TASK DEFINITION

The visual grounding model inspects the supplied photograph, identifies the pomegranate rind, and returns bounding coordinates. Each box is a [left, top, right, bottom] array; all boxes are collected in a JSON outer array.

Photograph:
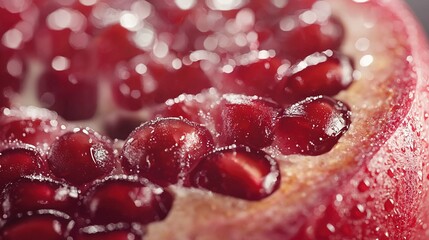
[[145, 0, 429, 239]]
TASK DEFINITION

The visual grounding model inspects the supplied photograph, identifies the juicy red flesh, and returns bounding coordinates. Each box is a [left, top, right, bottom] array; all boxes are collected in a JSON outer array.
[[0, 211, 72, 240], [38, 68, 98, 121], [47, 128, 115, 185], [82, 176, 173, 225], [276, 51, 354, 103], [121, 118, 215, 186], [273, 96, 351, 155], [0, 176, 79, 218], [0, 147, 46, 189], [211, 94, 281, 148], [190, 146, 281, 200]]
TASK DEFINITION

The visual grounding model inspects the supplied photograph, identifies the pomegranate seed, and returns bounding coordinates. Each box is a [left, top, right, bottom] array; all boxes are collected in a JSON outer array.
[[273, 96, 351, 155], [47, 128, 115, 185], [0, 176, 79, 218], [121, 117, 215, 186], [0, 211, 73, 240], [37, 67, 98, 121], [216, 54, 283, 97], [149, 62, 212, 103], [276, 51, 355, 103], [275, 15, 344, 60], [0, 48, 26, 105], [82, 175, 173, 225], [111, 63, 154, 111], [93, 24, 143, 70], [0, 146, 46, 189], [155, 91, 220, 124], [0, 118, 65, 151], [190, 146, 280, 201], [211, 94, 281, 148]]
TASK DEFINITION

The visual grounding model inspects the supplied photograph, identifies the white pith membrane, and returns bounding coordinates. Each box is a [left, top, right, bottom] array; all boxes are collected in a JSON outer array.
[[3, 0, 428, 239]]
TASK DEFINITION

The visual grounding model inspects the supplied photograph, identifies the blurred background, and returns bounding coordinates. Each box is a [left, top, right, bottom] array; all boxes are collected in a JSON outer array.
[[406, 0, 429, 36]]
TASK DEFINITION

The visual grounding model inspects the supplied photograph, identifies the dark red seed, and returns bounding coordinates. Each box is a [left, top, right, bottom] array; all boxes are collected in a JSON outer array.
[[149, 62, 212, 104], [190, 146, 280, 201], [93, 24, 143, 70], [215, 54, 284, 98], [47, 128, 115, 185], [275, 15, 344, 60], [211, 94, 281, 148], [38, 67, 98, 121], [155, 91, 220, 124], [111, 63, 154, 111], [0, 176, 79, 218], [273, 96, 351, 155], [0, 118, 66, 152], [276, 51, 354, 103], [0, 211, 73, 240], [82, 175, 173, 225], [121, 117, 215, 186], [0, 147, 46, 189]]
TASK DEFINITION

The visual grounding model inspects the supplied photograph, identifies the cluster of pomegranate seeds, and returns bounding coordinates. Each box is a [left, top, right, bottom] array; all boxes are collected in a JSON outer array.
[[0, 0, 356, 237]]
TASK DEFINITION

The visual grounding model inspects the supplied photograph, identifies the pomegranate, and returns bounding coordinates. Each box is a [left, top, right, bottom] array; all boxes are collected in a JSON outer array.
[[0, 0, 428, 239]]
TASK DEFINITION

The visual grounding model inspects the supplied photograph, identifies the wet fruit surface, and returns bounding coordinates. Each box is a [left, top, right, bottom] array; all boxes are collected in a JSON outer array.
[[0, 0, 428, 239]]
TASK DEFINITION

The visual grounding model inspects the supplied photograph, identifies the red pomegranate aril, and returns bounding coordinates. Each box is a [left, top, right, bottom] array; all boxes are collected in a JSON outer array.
[[149, 62, 212, 104], [274, 15, 344, 60], [47, 128, 115, 185], [273, 95, 351, 156], [156, 91, 220, 124], [0, 211, 73, 240], [190, 146, 280, 201], [111, 63, 154, 111], [82, 175, 173, 225], [121, 117, 215, 186], [0, 146, 46, 189], [276, 51, 354, 103], [0, 176, 79, 218], [93, 24, 143, 70], [211, 94, 281, 149], [0, 118, 65, 152], [38, 67, 98, 121], [215, 54, 284, 97]]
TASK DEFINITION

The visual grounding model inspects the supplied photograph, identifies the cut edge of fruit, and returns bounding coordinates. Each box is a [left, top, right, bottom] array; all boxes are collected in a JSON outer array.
[[144, 0, 429, 239]]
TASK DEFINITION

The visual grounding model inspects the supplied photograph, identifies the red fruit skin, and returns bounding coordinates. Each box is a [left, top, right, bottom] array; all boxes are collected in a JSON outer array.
[[145, 0, 429, 239]]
